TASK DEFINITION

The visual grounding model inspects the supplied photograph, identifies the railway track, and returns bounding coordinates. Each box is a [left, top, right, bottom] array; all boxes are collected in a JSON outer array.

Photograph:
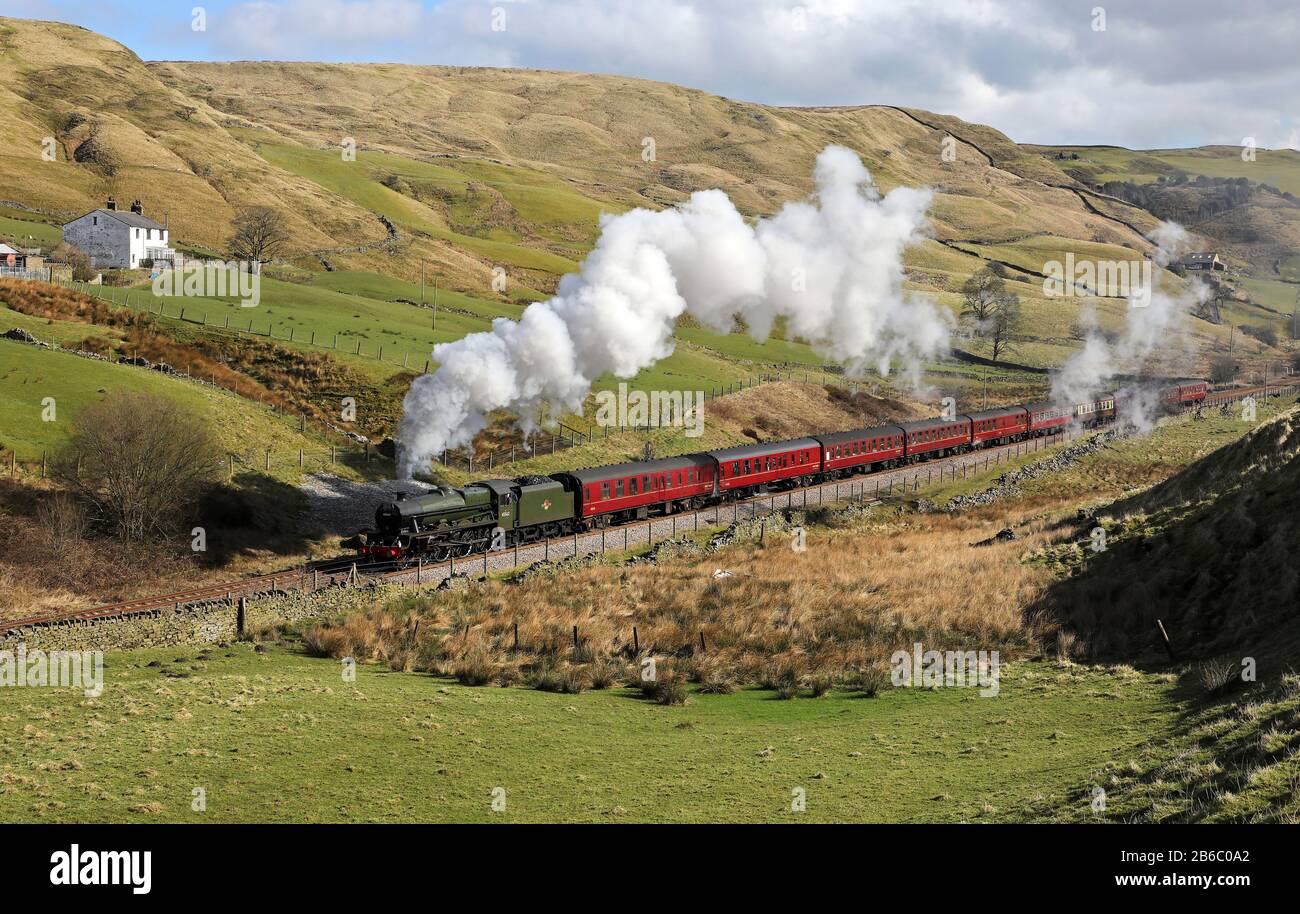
[[4, 381, 1293, 636]]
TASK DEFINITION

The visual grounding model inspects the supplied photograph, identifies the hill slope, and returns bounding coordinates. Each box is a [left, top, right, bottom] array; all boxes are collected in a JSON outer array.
[[1036, 399, 1300, 665], [0, 15, 1295, 396]]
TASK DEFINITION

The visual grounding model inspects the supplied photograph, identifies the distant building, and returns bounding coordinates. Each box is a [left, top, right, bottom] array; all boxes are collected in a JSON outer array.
[[62, 198, 176, 269], [0, 243, 50, 279], [1183, 252, 1226, 272]]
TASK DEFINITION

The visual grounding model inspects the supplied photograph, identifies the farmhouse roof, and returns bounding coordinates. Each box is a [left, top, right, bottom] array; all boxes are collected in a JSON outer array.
[[66, 209, 166, 231]]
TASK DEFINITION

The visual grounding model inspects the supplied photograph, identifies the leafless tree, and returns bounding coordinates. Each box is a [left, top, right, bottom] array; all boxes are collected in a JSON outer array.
[[961, 264, 1022, 360], [57, 391, 220, 542], [227, 206, 290, 265], [1210, 356, 1239, 384], [52, 242, 95, 282]]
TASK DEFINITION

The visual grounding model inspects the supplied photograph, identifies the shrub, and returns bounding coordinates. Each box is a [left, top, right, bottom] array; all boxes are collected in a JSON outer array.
[[635, 661, 688, 705], [853, 665, 891, 698], [1195, 658, 1237, 697], [529, 660, 590, 694], [688, 656, 736, 693], [761, 655, 807, 699], [807, 675, 834, 698], [57, 390, 220, 542], [300, 625, 350, 659], [1242, 324, 1278, 348], [451, 649, 495, 686], [586, 657, 622, 690], [1209, 355, 1238, 384], [649, 668, 688, 706]]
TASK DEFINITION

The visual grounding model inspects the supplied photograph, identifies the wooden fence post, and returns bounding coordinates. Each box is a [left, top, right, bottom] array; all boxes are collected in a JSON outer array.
[[1156, 619, 1178, 662]]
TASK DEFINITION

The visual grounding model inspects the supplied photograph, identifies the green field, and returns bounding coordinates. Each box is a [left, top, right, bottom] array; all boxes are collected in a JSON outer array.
[[248, 143, 601, 277], [63, 275, 848, 400], [0, 336, 333, 475], [0, 642, 1176, 823], [0, 210, 63, 247], [1042, 145, 1300, 196]]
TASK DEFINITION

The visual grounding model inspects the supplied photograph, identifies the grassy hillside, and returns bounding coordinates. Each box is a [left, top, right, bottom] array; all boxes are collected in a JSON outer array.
[[1034, 144, 1300, 284], [0, 336, 333, 469], [0, 640, 1177, 823], [1033, 399, 1300, 665], [1018, 399, 1300, 823], [1, 14, 1296, 482]]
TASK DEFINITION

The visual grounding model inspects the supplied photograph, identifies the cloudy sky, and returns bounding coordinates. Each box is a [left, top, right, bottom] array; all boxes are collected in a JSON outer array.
[[3, 0, 1297, 149]]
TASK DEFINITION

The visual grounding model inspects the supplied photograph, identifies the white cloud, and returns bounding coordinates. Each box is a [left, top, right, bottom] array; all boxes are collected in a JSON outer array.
[[25, 0, 1296, 148]]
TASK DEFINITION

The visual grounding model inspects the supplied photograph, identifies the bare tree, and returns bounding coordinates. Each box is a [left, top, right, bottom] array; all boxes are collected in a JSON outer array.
[[1210, 355, 1239, 384], [52, 242, 95, 282], [57, 391, 220, 542], [227, 206, 290, 265], [961, 264, 1022, 360], [986, 292, 1022, 361]]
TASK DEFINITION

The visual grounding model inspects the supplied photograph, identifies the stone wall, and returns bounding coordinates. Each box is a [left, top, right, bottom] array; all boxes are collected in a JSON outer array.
[[0, 582, 432, 653]]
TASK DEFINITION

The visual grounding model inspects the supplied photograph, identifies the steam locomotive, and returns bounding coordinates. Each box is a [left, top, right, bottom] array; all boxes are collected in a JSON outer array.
[[355, 379, 1207, 561]]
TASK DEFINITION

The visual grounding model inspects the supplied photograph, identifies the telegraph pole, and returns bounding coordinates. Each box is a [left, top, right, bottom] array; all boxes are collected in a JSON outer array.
[[420, 260, 425, 307], [1293, 284, 1299, 342], [432, 279, 438, 331]]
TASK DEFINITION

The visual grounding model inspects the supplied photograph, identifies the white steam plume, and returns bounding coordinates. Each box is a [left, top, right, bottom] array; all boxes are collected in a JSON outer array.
[[396, 145, 947, 477], [1052, 220, 1205, 429]]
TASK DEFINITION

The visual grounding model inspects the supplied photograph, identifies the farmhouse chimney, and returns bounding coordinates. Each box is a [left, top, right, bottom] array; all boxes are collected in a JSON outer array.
[[105, 197, 117, 211], [130, 199, 143, 215]]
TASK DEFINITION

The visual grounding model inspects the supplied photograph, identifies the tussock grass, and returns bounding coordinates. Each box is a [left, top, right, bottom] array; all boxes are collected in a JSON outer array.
[[306, 504, 1048, 694]]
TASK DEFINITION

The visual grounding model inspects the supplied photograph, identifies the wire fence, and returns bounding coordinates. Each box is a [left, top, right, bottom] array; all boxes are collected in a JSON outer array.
[[12, 278, 830, 475]]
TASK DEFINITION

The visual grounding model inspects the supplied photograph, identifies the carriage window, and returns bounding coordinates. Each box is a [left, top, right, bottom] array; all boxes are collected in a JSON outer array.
[[732, 461, 740, 475], [616, 480, 624, 496], [601, 482, 610, 498]]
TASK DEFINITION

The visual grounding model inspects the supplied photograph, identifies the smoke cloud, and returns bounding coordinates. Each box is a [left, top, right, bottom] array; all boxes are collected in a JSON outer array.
[[396, 145, 947, 477], [1051, 220, 1206, 428]]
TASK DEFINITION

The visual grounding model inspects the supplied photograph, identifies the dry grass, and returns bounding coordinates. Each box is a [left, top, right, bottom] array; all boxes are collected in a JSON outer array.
[[303, 504, 1058, 692], [0, 487, 197, 619]]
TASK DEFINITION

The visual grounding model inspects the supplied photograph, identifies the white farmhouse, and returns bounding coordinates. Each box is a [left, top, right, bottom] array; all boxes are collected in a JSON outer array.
[[62, 198, 176, 269]]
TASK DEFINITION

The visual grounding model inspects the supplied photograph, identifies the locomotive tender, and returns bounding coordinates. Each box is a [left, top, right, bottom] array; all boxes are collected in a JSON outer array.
[[356, 379, 1208, 561]]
